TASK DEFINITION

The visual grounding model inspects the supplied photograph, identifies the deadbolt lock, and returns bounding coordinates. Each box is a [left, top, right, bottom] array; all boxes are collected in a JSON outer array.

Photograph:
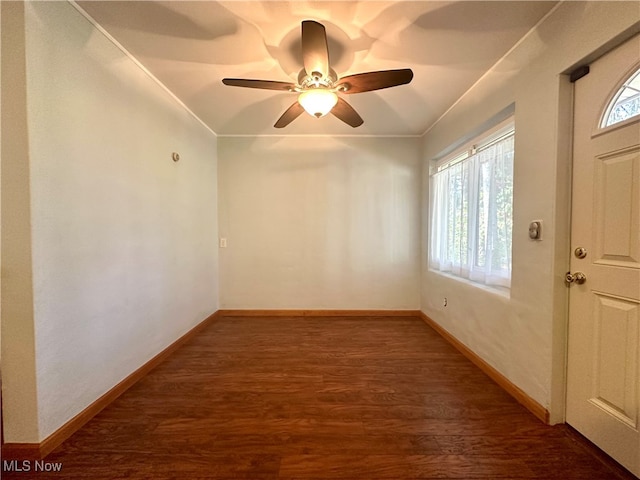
[[574, 247, 587, 259]]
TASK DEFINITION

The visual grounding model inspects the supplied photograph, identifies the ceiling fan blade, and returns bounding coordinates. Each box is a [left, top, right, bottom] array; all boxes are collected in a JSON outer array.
[[274, 102, 305, 128], [222, 78, 295, 91], [337, 69, 413, 94], [301, 20, 330, 79], [331, 97, 363, 128]]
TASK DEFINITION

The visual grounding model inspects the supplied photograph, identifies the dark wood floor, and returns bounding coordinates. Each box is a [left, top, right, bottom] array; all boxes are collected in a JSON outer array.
[[4, 315, 636, 479]]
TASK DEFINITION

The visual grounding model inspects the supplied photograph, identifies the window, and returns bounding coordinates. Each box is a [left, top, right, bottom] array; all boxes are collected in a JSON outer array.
[[602, 66, 640, 127], [430, 121, 514, 289]]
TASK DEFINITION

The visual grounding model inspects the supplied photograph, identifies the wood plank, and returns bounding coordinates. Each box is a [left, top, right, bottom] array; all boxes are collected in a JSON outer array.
[[2, 314, 635, 479], [278, 454, 536, 479]]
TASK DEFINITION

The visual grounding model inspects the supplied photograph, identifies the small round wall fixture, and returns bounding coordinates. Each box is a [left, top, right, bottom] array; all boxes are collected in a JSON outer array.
[[172, 152, 180, 162]]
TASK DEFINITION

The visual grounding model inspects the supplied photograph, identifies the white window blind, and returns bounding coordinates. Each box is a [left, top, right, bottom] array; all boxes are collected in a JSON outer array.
[[430, 127, 514, 288]]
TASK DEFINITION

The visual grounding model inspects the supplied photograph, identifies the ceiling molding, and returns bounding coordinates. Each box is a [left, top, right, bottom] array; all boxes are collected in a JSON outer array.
[[68, 0, 218, 138], [421, 1, 563, 138]]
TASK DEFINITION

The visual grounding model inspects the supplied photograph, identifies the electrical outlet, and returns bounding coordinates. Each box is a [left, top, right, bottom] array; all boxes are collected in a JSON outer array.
[[443, 297, 448, 307]]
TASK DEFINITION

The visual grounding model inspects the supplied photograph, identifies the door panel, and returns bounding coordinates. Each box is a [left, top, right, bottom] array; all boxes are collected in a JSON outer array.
[[566, 33, 640, 478], [591, 292, 638, 427], [594, 145, 640, 267]]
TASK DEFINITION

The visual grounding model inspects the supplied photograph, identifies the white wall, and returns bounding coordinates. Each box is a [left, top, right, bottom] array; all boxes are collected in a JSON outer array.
[[1, 1, 219, 442], [421, 2, 640, 422], [218, 136, 421, 310]]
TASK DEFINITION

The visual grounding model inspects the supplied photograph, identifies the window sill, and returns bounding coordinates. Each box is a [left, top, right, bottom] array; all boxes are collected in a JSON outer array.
[[428, 269, 511, 299]]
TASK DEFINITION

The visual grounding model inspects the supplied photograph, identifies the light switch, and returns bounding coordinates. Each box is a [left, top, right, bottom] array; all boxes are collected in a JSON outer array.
[[219, 237, 227, 248]]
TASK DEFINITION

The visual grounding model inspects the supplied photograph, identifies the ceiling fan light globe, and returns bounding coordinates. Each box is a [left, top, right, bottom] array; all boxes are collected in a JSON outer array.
[[298, 89, 338, 118]]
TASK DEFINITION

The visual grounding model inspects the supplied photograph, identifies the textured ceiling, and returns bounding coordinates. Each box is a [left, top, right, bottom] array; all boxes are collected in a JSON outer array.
[[76, 1, 557, 136]]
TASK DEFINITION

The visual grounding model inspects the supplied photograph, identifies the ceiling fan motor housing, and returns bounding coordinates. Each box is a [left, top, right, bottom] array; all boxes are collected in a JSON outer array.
[[297, 68, 338, 90]]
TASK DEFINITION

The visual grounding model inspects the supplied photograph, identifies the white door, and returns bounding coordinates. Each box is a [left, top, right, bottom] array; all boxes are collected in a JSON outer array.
[[566, 34, 640, 478]]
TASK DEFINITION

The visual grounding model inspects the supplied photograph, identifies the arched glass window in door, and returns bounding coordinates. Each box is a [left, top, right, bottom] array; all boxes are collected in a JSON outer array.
[[602, 66, 640, 127]]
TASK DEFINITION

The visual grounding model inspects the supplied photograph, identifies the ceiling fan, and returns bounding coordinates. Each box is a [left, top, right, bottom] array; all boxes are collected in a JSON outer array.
[[222, 20, 414, 128]]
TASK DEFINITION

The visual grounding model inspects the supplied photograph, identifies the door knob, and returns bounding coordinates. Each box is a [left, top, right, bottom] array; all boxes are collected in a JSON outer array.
[[566, 271, 587, 285]]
